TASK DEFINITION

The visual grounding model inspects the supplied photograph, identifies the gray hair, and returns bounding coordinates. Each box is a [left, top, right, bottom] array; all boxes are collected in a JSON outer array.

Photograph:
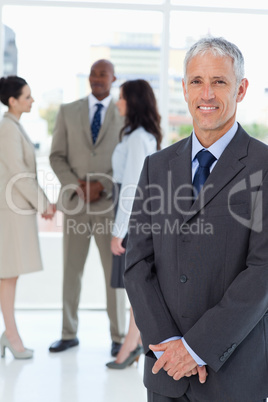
[[183, 37, 245, 85]]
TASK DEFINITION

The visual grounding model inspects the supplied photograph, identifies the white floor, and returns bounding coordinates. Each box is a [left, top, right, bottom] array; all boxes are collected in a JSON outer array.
[[0, 310, 147, 402]]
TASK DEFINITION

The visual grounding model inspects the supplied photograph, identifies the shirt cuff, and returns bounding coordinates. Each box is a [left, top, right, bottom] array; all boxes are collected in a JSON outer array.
[[153, 336, 181, 359], [181, 337, 206, 366]]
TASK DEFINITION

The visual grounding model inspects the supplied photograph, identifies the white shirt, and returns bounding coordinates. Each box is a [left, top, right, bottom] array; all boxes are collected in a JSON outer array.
[[112, 126, 157, 238], [192, 121, 238, 179], [88, 93, 112, 124]]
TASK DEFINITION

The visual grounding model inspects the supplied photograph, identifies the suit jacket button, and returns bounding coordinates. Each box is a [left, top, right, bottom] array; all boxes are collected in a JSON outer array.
[[220, 356, 225, 362], [180, 275, 187, 283]]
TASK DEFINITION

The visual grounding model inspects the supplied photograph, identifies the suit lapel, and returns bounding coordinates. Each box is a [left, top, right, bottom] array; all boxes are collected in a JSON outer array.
[[169, 135, 193, 219], [80, 97, 93, 147], [5, 113, 37, 171], [169, 126, 250, 223], [185, 126, 249, 222]]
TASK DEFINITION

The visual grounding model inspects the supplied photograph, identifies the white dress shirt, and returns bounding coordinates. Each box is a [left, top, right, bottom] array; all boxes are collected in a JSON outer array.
[[88, 93, 112, 124]]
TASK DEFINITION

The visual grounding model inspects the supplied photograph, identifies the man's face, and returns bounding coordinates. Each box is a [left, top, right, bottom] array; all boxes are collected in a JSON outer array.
[[89, 61, 116, 100], [182, 53, 248, 145]]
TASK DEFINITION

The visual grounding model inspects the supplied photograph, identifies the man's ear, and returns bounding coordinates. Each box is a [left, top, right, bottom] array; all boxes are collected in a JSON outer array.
[[236, 78, 249, 103], [112, 75, 116, 83], [182, 79, 188, 102]]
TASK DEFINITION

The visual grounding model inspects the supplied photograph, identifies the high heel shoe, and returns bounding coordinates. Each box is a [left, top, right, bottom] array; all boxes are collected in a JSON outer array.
[[106, 344, 143, 369], [0, 332, 33, 359]]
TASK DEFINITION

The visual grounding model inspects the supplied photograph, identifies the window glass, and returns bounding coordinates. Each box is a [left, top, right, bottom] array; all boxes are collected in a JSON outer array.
[[2, 5, 162, 230], [38, 0, 163, 3], [168, 10, 268, 144]]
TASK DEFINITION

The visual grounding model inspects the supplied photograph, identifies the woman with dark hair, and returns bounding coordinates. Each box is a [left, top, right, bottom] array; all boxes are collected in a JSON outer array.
[[106, 79, 162, 369], [0, 76, 55, 359]]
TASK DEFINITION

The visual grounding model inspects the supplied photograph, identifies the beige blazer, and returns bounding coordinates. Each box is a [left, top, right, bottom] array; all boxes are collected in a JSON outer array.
[[49, 97, 123, 216], [0, 112, 49, 277], [0, 112, 49, 213]]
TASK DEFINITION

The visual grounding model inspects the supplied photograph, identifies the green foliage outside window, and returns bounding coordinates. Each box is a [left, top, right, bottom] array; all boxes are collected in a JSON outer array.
[[39, 106, 59, 136], [169, 123, 268, 145], [242, 123, 268, 141]]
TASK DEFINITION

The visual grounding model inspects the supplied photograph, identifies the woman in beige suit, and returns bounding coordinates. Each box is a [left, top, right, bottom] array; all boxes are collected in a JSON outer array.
[[0, 76, 55, 359]]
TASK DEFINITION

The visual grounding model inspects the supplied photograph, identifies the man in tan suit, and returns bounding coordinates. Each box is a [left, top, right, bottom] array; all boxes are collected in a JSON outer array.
[[49, 60, 126, 355]]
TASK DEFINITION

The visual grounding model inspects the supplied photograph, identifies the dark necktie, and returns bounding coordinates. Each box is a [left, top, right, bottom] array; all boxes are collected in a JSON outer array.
[[91, 103, 103, 144], [193, 150, 216, 196]]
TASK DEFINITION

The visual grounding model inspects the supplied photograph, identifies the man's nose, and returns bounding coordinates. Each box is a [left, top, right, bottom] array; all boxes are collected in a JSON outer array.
[[201, 84, 215, 100]]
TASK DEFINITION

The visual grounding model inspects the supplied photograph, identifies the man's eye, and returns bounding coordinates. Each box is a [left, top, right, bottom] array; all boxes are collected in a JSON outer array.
[[215, 80, 226, 84], [191, 80, 201, 85]]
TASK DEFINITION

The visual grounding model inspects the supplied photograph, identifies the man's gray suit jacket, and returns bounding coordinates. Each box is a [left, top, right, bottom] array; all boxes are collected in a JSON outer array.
[[125, 124, 268, 402]]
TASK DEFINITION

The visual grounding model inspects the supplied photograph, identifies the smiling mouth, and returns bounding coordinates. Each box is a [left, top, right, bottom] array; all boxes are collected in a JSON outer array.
[[198, 106, 217, 110]]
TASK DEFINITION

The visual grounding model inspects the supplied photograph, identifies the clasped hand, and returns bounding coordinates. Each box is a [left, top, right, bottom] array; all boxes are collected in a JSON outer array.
[[78, 180, 104, 203], [41, 203, 56, 220], [149, 339, 207, 383]]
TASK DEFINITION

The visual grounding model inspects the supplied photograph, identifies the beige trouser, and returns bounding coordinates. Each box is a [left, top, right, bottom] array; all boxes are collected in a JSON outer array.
[[61, 213, 126, 343]]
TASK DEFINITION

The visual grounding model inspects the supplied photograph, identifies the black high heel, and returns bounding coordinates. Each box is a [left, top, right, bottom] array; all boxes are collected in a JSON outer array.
[[106, 345, 143, 370]]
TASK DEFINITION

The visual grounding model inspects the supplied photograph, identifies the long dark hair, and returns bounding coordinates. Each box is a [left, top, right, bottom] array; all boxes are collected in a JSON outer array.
[[0, 76, 27, 106], [120, 79, 162, 150]]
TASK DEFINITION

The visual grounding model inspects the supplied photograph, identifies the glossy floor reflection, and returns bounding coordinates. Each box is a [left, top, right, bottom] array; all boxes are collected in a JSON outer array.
[[0, 310, 146, 402]]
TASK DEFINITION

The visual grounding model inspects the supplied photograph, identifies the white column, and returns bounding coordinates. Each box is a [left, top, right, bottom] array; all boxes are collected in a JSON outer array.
[[159, 0, 171, 148], [0, 2, 3, 77]]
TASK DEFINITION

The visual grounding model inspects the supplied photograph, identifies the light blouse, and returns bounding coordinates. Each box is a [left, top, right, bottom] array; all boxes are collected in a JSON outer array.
[[112, 126, 157, 238]]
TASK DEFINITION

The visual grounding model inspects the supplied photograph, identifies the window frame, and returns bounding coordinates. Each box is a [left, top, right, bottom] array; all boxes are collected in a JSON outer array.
[[0, 0, 268, 141]]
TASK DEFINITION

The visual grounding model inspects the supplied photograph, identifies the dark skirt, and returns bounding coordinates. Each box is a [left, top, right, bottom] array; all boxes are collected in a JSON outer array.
[[110, 235, 128, 289], [110, 183, 127, 289]]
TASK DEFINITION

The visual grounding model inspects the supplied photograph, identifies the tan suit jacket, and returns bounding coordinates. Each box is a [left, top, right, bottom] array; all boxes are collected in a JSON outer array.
[[50, 97, 123, 216]]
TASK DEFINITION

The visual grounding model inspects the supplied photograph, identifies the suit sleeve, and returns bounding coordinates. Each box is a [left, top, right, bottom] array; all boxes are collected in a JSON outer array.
[[183, 170, 268, 372], [49, 106, 79, 189], [0, 124, 49, 213], [124, 156, 182, 357]]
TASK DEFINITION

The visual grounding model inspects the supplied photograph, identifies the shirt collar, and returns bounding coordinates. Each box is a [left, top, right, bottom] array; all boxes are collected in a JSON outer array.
[[88, 93, 112, 109], [192, 121, 238, 162]]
